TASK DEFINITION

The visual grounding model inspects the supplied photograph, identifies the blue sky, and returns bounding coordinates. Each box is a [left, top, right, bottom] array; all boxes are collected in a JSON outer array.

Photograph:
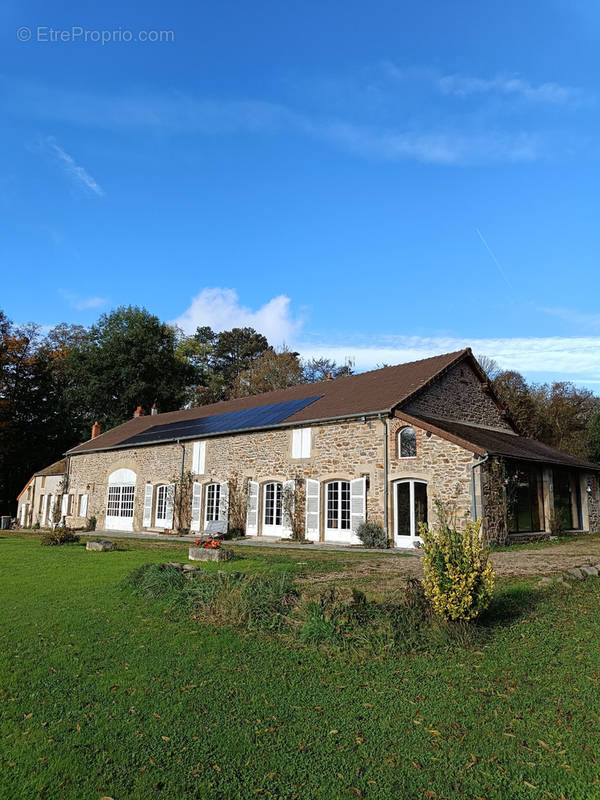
[[2, 0, 600, 388]]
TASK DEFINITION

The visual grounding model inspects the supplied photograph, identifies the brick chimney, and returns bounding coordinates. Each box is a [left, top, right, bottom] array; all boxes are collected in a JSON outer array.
[[134, 405, 145, 418], [91, 421, 101, 439], [151, 402, 158, 416]]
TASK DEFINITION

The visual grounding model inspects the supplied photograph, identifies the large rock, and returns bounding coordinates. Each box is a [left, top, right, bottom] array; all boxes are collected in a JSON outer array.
[[86, 540, 117, 552], [565, 567, 584, 580], [581, 565, 598, 577], [188, 547, 233, 562]]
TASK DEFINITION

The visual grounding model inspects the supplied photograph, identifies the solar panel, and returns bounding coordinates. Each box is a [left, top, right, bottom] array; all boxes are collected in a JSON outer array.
[[121, 395, 322, 447]]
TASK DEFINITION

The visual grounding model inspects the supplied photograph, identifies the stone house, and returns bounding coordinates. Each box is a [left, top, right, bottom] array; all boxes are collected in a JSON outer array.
[[49, 348, 599, 546], [16, 459, 68, 528]]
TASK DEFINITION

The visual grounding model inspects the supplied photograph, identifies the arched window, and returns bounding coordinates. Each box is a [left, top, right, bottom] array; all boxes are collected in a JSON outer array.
[[106, 468, 136, 531], [326, 480, 351, 531], [398, 426, 417, 458]]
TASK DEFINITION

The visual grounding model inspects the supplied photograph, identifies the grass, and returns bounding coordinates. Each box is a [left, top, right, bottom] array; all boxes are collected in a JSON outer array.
[[2, 534, 600, 799]]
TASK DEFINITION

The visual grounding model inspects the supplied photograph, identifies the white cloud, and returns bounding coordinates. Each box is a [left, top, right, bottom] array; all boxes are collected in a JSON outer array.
[[7, 78, 543, 166], [296, 335, 600, 383], [59, 289, 107, 310], [437, 73, 584, 105], [173, 288, 302, 346], [44, 137, 104, 196]]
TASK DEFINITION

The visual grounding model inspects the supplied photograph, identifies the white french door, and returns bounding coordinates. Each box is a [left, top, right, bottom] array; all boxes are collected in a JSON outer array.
[[394, 480, 428, 546], [262, 482, 283, 537]]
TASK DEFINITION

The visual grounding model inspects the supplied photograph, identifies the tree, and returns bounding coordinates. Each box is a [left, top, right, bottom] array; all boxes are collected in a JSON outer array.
[[475, 354, 501, 380], [589, 410, 600, 465], [302, 357, 354, 383], [229, 347, 304, 398], [492, 370, 544, 438], [211, 327, 269, 397], [65, 306, 194, 436]]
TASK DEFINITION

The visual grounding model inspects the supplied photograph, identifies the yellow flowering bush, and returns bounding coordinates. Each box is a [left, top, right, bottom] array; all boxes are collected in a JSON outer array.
[[419, 515, 494, 622]]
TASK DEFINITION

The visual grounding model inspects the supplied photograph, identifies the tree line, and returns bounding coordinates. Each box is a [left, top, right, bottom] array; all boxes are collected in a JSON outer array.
[[478, 355, 600, 464], [0, 306, 353, 515], [2, 306, 598, 516]]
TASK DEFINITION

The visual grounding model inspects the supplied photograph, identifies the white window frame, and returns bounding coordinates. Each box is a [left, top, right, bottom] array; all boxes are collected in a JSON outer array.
[[262, 481, 283, 536], [292, 428, 312, 459], [398, 426, 417, 459], [325, 480, 351, 533], [393, 479, 428, 545], [105, 469, 137, 531], [205, 483, 221, 524], [155, 484, 170, 527], [192, 441, 206, 474]]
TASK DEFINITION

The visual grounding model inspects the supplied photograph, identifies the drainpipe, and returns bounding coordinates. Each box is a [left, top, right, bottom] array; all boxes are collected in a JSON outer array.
[[177, 440, 185, 530], [378, 414, 389, 542], [471, 453, 489, 520]]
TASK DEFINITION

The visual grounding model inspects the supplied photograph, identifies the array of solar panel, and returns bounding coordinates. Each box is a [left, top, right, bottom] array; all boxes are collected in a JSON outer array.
[[121, 395, 322, 446]]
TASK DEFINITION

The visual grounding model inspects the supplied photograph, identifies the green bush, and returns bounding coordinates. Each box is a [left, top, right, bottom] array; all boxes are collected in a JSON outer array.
[[419, 514, 494, 622], [123, 563, 186, 598], [40, 529, 80, 547], [356, 522, 389, 549], [124, 565, 298, 632]]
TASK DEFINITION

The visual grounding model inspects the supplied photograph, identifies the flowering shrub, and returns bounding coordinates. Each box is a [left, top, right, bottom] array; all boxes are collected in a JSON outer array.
[[419, 516, 494, 622], [194, 538, 221, 549]]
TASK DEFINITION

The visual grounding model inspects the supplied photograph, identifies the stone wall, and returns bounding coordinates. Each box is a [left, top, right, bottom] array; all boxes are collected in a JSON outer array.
[[388, 418, 476, 531], [67, 416, 479, 541], [403, 361, 514, 432], [587, 473, 600, 533], [479, 458, 509, 546]]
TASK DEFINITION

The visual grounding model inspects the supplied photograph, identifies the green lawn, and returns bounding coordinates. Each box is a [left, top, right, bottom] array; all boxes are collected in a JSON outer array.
[[2, 535, 600, 799]]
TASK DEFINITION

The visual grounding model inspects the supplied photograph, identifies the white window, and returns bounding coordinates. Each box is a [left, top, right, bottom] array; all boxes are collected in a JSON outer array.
[[263, 482, 283, 533], [326, 481, 351, 531], [398, 426, 417, 458], [292, 428, 312, 459], [107, 486, 135, 518], [156, 485, 170, 523], [155, 484, 174, 528], [192, 441, 206, 474], [394, 479, 428, 544], [205, 483, 221, 523], [106, 468, 137, 531]]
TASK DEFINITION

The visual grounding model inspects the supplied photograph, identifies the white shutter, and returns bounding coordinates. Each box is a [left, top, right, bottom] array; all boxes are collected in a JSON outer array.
[[305, 479, 320, 541], [192, 441, 206, 474], [246, 480, 259, 536], [61, 494, 69, 516], [165, 483, 175, 528], [292, 429, 302, 459], [48, 495, 56, 527], [80, 494, 89, 518], [190, 482, 203, 532], [41, 495, 48, 525], [219, 482, 229, 523], [301, 428, 312, 458], [142, 483, 153, 527], [350, 477, 366, 532], [282, 479, 295, 537]]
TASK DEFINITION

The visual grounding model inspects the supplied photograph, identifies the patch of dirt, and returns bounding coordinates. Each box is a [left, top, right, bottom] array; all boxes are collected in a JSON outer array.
[[297, 537, 600, 592]]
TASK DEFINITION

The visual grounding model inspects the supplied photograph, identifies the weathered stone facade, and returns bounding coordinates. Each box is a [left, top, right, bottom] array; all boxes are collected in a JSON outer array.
[[60, 356, 599, 546], [66, 416, 481, 543], [403, 361, 514, 432]]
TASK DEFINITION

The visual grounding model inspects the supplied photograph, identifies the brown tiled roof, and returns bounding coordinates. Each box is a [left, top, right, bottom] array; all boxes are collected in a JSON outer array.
[[414, 416, 599, 471], [67, 349, 470, 454], [34, 458, 68, 477]]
